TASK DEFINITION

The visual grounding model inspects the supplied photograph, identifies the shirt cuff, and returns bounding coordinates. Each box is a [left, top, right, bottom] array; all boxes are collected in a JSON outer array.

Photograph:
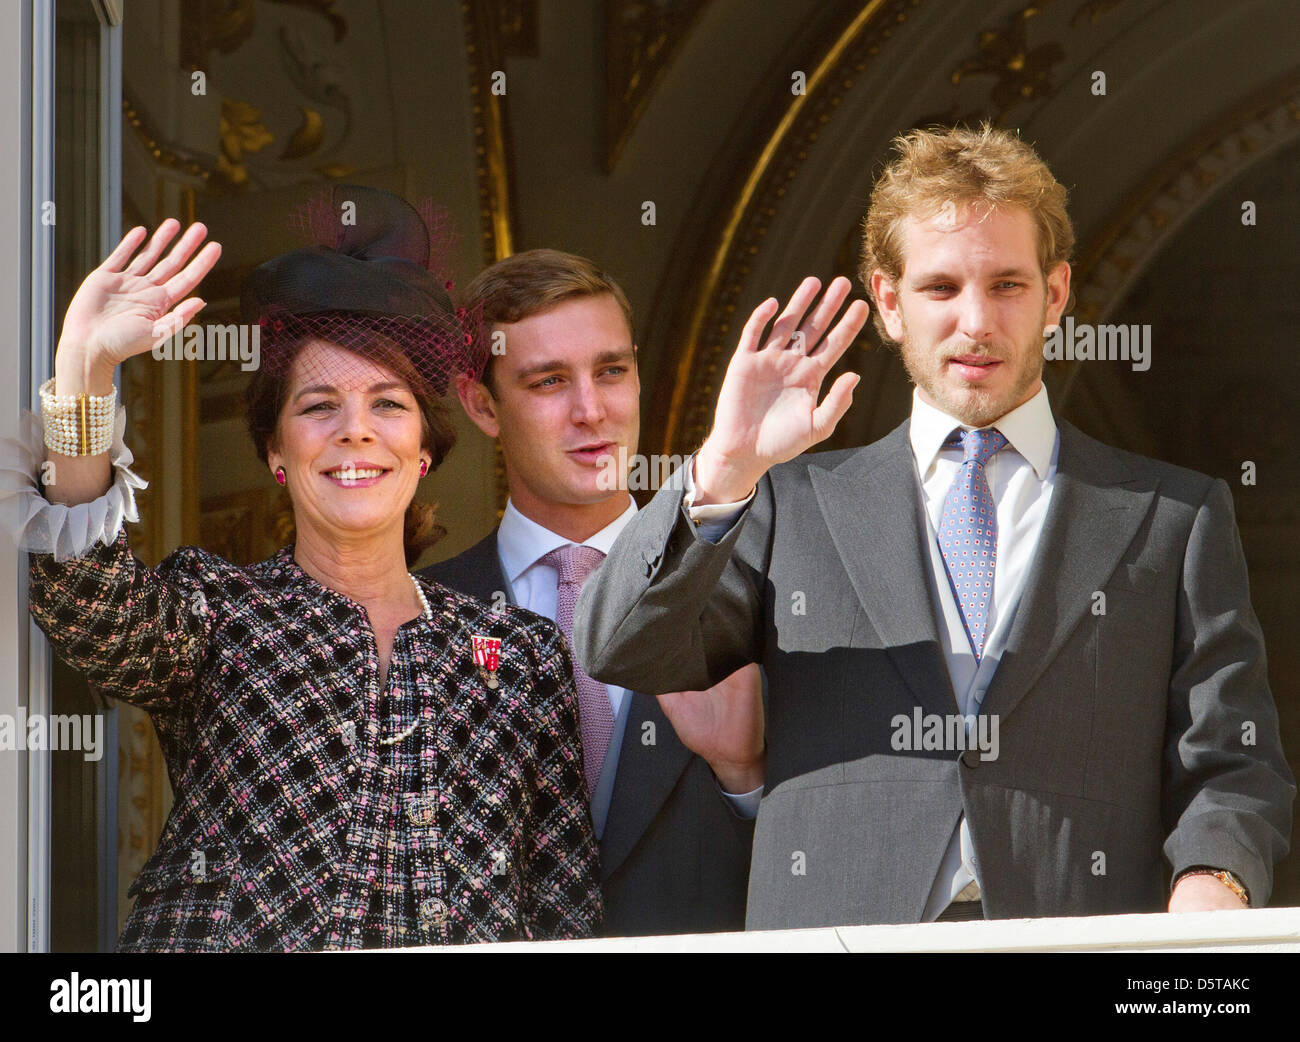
[[719, 783, 763, 820], [682, 455, 755, 543], [0, 405, 146, 562]]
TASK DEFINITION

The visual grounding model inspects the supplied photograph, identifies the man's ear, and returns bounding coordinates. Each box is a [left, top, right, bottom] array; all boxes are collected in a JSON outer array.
[[1044, 261, 1071, 329], [456, 373, 501, 439], [870, 270, 905, 342]]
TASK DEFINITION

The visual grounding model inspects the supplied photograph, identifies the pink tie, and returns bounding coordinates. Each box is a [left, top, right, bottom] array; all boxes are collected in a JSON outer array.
[[541, 545, 614, 796]]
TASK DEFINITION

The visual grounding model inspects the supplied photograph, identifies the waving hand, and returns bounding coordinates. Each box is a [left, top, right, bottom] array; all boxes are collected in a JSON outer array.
[[56, 219, 222, 394], [693, 276, 869, 503]]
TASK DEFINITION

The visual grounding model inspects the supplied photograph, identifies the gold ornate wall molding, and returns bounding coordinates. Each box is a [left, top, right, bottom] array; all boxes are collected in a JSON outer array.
[[1071, 73, 1300, 325], [948, 3, 1066, 123], [124, 85, 285, 194], [1050, 74, 1300, 470], [462, 1, 536, 513], [916, 0, 1127, 129], [603, 0, 710, 171], [463, 0, 536, 264], [156, 0, 363, 191], [179, 0, 348, 72], [122, 91, 214, 188], [658, 0, 907, 454]]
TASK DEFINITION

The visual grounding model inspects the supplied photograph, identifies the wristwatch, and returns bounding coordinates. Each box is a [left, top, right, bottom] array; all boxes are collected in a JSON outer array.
[[1175, 866, 1250, 906]]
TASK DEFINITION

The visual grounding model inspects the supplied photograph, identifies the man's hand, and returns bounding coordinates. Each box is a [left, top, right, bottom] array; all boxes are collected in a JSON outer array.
[[1168, 872, 1249, 912], [693, 276, 870, 505], [657, 663, 765, 793]]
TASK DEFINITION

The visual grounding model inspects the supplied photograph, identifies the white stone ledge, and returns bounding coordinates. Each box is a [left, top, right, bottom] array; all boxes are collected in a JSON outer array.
[[397, 907, 1300, 952]]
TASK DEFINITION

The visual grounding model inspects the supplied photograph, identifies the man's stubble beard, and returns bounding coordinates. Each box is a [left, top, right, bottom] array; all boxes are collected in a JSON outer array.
[[897, 301, 1047, 429]]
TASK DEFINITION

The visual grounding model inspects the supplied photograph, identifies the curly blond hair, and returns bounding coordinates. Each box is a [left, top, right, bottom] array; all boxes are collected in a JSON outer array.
[[859, 123, 1074, 341]]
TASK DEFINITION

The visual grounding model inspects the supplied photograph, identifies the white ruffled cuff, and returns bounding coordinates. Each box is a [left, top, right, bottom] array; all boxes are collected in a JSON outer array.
[[0, 405, 146, 562]]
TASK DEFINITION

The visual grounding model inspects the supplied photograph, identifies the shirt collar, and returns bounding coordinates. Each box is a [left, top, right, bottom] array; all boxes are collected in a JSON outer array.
[[497, 495, 638, 585], [908, 383, 1056, 481]]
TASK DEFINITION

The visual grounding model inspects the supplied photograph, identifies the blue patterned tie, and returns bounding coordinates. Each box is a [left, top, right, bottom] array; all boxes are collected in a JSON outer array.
[[937, 427, 1008, 660]]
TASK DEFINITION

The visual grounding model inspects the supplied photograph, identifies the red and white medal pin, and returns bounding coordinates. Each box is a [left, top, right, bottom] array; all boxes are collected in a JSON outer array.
[[472, 634, 502, 689]]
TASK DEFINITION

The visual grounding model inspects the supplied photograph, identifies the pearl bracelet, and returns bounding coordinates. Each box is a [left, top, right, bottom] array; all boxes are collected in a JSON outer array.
[[39, 377, 117, 457]]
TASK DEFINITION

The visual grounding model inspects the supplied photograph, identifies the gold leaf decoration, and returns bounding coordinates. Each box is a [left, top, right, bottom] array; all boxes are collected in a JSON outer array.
[[316, 162, 356, 179], [217, 98, 274, 188], [280, 106, 325, 160]]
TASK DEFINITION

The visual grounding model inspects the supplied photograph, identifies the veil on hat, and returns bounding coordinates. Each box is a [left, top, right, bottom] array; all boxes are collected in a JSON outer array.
[[240, 184, 486, 396]]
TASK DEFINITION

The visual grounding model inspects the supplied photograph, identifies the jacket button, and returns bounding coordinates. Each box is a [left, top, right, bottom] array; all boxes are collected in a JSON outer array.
[[961, 749, 981, 768], [407, 799, 436, 827], [418, 897, 447, 925], [641, 549, 662, 577]]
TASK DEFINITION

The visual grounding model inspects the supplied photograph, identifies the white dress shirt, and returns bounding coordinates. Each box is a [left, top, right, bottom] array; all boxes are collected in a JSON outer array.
[[496, 496, 763, 834], [910, 385, 1058, 919], [497, 496, 638, 720], [683, 385, 1060, 911]]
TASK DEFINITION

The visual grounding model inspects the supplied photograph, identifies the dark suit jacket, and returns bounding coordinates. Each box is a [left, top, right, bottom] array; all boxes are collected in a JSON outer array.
[[421, 530, 754, 936], [574, 419, 1295, 930]]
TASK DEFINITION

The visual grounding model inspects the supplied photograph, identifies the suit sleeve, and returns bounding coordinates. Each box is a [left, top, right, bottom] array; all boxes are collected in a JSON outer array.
[[1161, 477, 1295, 905], [574, 455, 773, 695], [521, 619, 604, 939]]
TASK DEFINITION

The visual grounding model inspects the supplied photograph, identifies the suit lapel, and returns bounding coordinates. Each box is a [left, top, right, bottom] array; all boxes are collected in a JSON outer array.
[[423, 530, 509, 604], [598, 692, 693, 879], [810, 423, 960, 718], [981, 421, 1156, 723]]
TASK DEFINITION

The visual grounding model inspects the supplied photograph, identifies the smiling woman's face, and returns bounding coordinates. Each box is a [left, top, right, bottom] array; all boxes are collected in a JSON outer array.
[[268, 339, 429, 548]]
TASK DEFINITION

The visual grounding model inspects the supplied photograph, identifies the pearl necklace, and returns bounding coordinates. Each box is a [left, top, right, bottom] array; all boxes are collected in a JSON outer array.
[[410, 574, 432, 621], [373, 577, 433, 748]]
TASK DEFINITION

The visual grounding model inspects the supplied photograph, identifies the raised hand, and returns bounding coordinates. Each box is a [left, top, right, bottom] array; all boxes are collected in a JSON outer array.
[[693, 276, 869, 503], [43, 220, 221, 507], [55, 220, 222, 395]]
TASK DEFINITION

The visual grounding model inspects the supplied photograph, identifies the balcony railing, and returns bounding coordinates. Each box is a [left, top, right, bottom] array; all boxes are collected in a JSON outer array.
[[399, 907, 1300, 952]]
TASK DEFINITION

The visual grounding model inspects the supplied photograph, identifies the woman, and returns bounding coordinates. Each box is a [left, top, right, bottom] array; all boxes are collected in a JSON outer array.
[[15, 187, 602, 950]]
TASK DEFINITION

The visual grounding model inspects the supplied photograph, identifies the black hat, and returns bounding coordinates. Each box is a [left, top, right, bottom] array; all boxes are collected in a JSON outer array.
[[240, 185, 483, 394]]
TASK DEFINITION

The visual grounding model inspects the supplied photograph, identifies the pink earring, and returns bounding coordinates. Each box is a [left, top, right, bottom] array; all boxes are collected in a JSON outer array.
[[275, 467, 286, 486], [419, 459, 428, 477]]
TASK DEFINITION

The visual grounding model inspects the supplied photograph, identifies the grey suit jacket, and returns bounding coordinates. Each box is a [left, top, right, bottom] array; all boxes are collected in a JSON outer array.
[[420, 531, 753, 936], [574, 419, 1294, 930]]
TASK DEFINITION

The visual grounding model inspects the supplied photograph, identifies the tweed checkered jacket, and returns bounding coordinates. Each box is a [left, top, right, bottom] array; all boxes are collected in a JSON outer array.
[[29, 532, 603, 950]]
